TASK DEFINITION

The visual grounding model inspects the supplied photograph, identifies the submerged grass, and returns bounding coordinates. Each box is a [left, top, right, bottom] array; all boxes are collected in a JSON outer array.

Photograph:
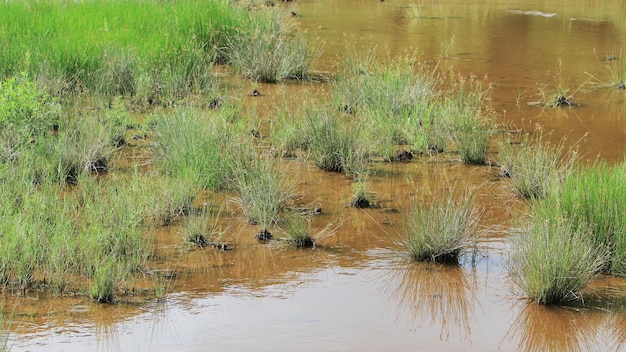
[[402, 192, 479, 264]]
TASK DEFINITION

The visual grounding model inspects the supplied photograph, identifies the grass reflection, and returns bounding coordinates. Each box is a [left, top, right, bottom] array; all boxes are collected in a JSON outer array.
[[507, 304, 603, 352], [384, 262, 477, 340]]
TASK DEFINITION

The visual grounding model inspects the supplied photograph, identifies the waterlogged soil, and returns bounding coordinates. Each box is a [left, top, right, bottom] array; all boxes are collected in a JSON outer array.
[[5, 0, 626, 351]]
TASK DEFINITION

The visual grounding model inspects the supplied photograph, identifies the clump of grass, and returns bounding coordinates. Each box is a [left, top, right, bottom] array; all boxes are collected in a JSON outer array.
[[231, 152, 296, 234], [90, 260, 116, 303], [509, 203, 607, 305], [402, 192, 479, 264], [331, 51, 439, 157], [276, 212, 316, 248], [153, 108, 242, 190], [304, 107, 370, 178], [144, 175, 199, 226], [447, 78, 495, 165], [226, 10, 320, 82], [269, 102, 312, 158], [554, 161, 626, 275], [182, 205, 230, 249], [498, 132, 578, 199]]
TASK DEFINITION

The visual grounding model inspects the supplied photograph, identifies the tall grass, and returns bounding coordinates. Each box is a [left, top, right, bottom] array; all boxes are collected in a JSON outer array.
[[447, 79, 495, 165], [331, 52, 440, 157], [304, 107, 370, 178], [402, 192, 479, 264], [554, 161, 626, 275], [0, 0, 287, 99], [153, 108, 244, 191], [509, 203, 607, 304], [232, 153, 296, 231], [227, 10, 320, 82], [498, 132, 577, 199]]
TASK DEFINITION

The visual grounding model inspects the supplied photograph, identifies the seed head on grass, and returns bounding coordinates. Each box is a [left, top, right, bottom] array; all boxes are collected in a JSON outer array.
[[402, 192, 479, 264]]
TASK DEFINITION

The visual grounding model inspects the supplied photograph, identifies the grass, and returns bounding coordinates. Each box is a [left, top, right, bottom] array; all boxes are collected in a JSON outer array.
[[331, 51, 439, 157], [232, 153, 296, 232], [153, 108, 244, 191], [498, 132, 578, 199], [226, 9, 320, 83], [553, 161, 626, 275], [0, 0, 307, 100], [509, 203, 607, 304], [350, 177, 372, 208], [402, 192, 479, 264], [447, 78, 495, 165], [304, 107, 370, 178]]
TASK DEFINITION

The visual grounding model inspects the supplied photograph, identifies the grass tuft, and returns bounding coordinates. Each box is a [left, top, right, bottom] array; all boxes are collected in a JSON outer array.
[[402, 192, 479, 264]]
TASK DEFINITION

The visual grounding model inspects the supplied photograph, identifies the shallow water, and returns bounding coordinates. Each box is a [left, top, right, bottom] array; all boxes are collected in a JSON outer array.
[[5, 0, 626, 351]]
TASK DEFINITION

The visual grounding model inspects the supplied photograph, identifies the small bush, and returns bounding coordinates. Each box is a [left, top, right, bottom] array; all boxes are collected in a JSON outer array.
[[0, 74, 60, 148]]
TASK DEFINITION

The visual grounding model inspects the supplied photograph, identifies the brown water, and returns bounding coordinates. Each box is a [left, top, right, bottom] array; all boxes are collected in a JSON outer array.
[[5, 1, 626, 351]]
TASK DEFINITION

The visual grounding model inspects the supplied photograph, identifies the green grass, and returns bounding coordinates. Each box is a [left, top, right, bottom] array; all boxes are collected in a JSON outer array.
[[153, 108, 244, 191], [402, 192, 479, 264], [304, 107, 370, 178], [227, 10, 320, 82], [331, 51, 439, 157], [232, 153, 296, 231], [509, 203, 607, 304], [553, 161, 626, 275], [446, 79, 495, 165], [0, 0, 294, 100], [498, 132, 577, 199]]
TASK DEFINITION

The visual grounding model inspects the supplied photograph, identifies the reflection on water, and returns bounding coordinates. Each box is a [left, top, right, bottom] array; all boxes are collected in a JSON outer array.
[[383, 261, 477, 341], [507, 299, 626, 352]]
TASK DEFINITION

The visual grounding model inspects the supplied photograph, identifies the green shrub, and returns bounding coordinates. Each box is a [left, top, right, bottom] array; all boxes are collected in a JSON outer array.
[[0, 74, 59, 148]]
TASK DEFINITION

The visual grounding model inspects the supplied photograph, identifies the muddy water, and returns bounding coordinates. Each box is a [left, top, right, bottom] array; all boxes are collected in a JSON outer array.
[[5, 1, 626, 351]]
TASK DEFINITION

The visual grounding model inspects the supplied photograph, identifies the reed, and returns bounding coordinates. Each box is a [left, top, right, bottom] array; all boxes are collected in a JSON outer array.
[[402, 192, 478, 264], [509, 203, 607, 304], [498, 132, 577, 199]]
